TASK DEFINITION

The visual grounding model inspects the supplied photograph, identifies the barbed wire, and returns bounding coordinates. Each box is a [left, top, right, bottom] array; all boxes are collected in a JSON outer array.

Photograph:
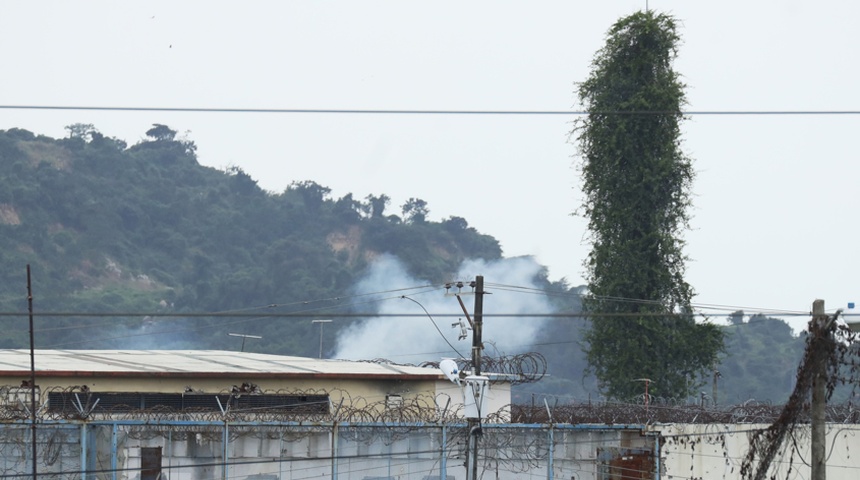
[[510, 401, 860, 425], [7, 383, 860, 428]]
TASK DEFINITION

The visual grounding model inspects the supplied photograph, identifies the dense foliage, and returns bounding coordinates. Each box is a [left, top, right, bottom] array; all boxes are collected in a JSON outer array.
[[0, 124, 504, 356], [573, 11, 724, 399], [0, 123, 807, 404], [519, 310, 806, 405]]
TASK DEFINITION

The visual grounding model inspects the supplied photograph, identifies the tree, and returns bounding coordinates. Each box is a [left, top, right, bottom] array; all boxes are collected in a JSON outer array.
[[573, 11, 723, 400], [442, 216, 469, 232], [364, 194, 390, 219], [401, 198, 429, 224], [65, 123, 99, 142], [288, 180, 331, 212], [145, 124, 177, 142], [728, 310, 745, 326], [334, 193, 362, 222], [226, 166, 259, 195]]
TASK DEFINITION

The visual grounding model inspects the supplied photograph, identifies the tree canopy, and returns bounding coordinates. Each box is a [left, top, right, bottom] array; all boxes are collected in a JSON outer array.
[[573, 11, 724, 400], [0, 124, 504, 357], [0, 121, 809, 405]]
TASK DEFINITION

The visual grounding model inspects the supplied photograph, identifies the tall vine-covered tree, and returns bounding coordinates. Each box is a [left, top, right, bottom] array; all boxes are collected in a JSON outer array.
[[574, 11, 723, 400]]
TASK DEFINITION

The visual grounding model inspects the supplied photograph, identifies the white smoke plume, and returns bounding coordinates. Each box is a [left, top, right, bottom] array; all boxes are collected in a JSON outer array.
[[333, 254, 555, 362]]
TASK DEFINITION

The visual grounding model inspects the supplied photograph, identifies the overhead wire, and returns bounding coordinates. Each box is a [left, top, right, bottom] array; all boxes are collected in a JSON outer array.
[[400, 295, 467, 359], [0, 308, 814, 349], [0, 310, 817, 319], [484, 282, 810, 317], [6, 284, 446, 348], [2, 104, 860, 115], [0, 281, 813, 321], [0, 278, 818, 349], [1, 309, 815, 348], [216, 283, 442, 314]]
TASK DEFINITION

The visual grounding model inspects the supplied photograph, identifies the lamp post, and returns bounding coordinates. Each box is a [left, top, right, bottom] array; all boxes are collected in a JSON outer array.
[[634, 378, 652, 413], [228, 333, 261, 352], [312, 320, 332, 359]]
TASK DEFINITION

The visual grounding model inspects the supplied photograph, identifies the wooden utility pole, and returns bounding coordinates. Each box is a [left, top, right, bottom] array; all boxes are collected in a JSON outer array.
[[27, 265, 37, 480], [472, 276, 484, 378], [811, 299, 828, 480], [468, 276, 484, 480], [713, 363, 720, 406]]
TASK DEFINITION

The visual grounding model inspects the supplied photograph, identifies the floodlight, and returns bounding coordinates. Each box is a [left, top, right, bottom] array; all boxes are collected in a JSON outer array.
[[439, 358, 461, 385]]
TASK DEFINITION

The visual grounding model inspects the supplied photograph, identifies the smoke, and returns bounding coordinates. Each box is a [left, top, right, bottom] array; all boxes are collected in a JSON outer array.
[[76, 318, 200, 350], [333, 254, 556, 362]]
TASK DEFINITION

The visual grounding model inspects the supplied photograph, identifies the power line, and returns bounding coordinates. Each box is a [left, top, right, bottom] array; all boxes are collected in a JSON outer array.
[[0, 311, 816, 318], [401, 295, 467, 359], [2, 308, 814, 349], [222, 283, 442, 314], [0, 309, 816, 347], [484, 282, 810, 316], [0, 276, 817, 348], [2, 104, 860, 115]]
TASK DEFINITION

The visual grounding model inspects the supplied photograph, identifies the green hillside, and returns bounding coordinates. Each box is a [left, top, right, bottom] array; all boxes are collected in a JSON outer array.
[[0, 124, 808, 404], [0, 124, 509, 355]]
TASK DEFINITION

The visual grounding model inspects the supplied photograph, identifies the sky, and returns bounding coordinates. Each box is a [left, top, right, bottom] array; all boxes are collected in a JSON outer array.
[[1, 1, 858, 333]]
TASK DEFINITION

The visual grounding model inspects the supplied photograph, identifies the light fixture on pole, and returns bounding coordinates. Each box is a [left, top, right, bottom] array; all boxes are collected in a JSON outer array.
[[312, 320, 332, 359], [633, 378, 652, 414]]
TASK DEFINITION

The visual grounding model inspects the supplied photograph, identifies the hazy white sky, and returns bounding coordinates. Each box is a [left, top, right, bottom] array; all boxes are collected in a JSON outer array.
[[1, 1, 858, 332]]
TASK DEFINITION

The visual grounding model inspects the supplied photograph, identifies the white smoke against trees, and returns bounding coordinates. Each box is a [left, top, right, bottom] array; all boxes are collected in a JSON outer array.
[[333, 254, 555, 362]]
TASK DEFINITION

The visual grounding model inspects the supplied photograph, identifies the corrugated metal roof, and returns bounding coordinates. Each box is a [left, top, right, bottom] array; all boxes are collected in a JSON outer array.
[[0, 350, 443, 379]]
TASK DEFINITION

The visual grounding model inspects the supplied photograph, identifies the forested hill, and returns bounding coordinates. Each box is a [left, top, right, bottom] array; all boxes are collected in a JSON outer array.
[[0, 124, 516, 354], [0, 124, 809, 404]]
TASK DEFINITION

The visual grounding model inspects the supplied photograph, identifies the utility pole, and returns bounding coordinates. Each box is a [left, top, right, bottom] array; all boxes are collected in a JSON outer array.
[[27, 265, 37, 480], [312, 319, 332, 359], [713, 363, 720, 406], [468, 275, 484, 480], [448, 277, 485, 480], [472, 276, 484, 378], [811, 299, 829, 480]]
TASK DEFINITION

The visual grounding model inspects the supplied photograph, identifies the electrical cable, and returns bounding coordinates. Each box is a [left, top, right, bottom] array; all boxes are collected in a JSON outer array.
[[7, 285, 446, 347], [2, 310, 816, 349], [2, 105, 860, 115], [217, 283, 442, 314], [401, 295, 467, 360], [484, 282, 810, 316], [0, 311, 818, 319], [0, 276, 821, 349]]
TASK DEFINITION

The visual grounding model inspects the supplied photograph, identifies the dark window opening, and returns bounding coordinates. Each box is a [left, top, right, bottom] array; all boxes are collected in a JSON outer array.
[[47, 392, 329, 414]]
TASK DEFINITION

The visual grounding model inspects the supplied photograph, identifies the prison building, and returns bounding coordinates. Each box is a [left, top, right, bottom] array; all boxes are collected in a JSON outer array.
[[0, 349, 511, 418]]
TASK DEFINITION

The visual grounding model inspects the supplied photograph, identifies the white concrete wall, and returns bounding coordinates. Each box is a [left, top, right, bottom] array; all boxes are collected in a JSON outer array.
[[657, 423, 860, 480]]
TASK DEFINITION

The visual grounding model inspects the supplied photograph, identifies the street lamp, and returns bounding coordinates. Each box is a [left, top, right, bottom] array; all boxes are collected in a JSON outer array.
[[228, 333, 261, 352], [312, 320, 332, 359]]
